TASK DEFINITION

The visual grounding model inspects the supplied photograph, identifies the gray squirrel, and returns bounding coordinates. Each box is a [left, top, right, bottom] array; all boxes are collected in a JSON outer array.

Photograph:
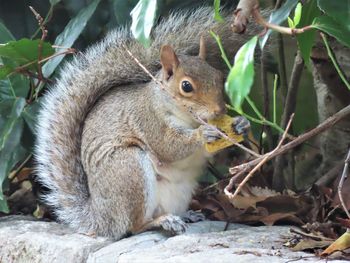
[[35, 6, 254, 239]]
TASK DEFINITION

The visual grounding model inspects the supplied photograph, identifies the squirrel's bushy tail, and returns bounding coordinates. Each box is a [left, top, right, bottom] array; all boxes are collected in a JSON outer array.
[[35, 6, 256, 230]]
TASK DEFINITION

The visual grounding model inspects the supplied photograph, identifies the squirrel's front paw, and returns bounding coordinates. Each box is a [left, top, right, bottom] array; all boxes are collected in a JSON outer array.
[[158, 214, 187, 235], [232, 116, 250, 135], [198, 125, 222, 143]]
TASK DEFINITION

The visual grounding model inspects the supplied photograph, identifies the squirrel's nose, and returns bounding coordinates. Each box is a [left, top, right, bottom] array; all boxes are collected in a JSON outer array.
[[214, 105, 227, 116]]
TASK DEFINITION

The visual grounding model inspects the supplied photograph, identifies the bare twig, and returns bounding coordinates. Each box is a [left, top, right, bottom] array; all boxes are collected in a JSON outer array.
[[272, 51, 304, 190], [225, 114, 294, 198], [315, 162, 344, 187], [252, 7, 313, 36], [289, 228, 334, 242], [338, 149, 350, 219], [15, 49, 76, 73], [29, 6, 47, 95], [233, 1, 313, 36], [228, 104, 350, 184]]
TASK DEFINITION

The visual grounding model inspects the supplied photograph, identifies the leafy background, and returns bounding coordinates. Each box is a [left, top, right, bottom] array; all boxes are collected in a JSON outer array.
[[0, 0, 318, 212], [0, 0, 349, 215]]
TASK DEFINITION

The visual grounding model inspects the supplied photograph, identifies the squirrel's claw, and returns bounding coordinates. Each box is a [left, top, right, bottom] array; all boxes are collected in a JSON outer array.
[[159, 214, 187, 235], [200, 125, 222, 143], [232, 116, 250, 136]]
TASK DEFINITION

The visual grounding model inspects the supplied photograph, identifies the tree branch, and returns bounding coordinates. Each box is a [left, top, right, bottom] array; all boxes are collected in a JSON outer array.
[[228, 104, 350, 186]]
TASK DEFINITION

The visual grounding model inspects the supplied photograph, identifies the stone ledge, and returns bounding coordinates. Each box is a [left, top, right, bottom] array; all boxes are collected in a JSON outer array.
[[0, 216, 343, 263]]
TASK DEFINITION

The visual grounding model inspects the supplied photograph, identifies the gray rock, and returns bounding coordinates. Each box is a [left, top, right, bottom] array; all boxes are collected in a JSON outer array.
[[0, 216, 111, 263], [0, 216, 346, 263]]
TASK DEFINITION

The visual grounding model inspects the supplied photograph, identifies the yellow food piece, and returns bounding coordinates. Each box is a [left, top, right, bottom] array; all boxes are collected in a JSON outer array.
[[205, 115, 244, 153]]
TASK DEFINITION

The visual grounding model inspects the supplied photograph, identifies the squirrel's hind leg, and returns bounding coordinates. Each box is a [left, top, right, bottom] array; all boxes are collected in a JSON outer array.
[[86, 147, 157, 239], [132, 214, 187, 236]]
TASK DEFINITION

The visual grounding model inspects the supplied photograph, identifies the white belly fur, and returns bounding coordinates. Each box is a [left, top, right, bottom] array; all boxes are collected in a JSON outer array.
[[154, 147, 209, 215]]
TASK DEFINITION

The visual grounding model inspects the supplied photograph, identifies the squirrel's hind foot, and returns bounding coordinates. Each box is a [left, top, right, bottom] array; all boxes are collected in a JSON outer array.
[[157, 214, 187, 235]]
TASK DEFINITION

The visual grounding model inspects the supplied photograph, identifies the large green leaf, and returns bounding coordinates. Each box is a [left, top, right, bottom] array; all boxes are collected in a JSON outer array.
[[130, 0, 158, 47], [225, 36, 257, 112], [317, 0, 350, 31], [0, 98, 26, 209], [42, 0, 101, 78], [0, 39, 55, 79], [296, 0, 320, 71], [312, 16, 350, 49], [0, 98, 26, 151], [260, 0, 298, 48], [113, 0, 138, 25], [0, 22, 15, 43], [0, 23, 30, 98], [22, 100, 42, 134]]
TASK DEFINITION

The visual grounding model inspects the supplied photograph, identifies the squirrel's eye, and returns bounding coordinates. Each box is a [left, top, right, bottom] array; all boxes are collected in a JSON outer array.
[[181, 81, 193, 93]]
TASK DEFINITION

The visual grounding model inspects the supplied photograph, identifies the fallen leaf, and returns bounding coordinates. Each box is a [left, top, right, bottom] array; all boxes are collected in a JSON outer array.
[[322, 231, 350, 256], [292, 239, 333, 251]]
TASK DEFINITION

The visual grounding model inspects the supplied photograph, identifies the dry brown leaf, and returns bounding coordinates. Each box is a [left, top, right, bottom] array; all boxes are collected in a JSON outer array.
[[260, 212, 304, 226], [321, 231, 350, 256], [229, 195, 268, 209], [205, 115, 244, 153], [291, 239, 333, 251]]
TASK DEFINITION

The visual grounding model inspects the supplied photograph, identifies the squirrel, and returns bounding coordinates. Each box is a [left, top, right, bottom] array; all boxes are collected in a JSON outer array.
[[35, 6, 254, 239]]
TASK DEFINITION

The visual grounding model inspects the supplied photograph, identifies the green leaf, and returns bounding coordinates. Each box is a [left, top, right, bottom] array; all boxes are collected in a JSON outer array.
[[0, 38, 54, 74], [22, 100, 42, 134], [225, 36, 258, 111], [113, 0, 138, 25], [0, 23, 15, 43], [0, 98, 26, 205], [287, 17, 294, 28], [214, 0, 224, 22], [260, 0, 298, 48], [317, 0, 350, 31], [130, 0, 158, 47], [42, 0, 101, 78], [312, 16, 350, 48], [0, 23, 30, 97], [0, 79, 15, 100], [49, 0, 62, 5], [296, 0, 320, 71], [0, 65, 14, 80], [293, 2, 302, 27], [0, 98, 26, 151]]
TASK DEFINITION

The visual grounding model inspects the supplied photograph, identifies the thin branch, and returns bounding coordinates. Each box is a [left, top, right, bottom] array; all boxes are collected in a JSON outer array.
[[14, 49, 76, 73], [272, 51, 304, 190], [225, 114, 294, 198], [252, 7, 313, 35], [228, 104, 350, 184], [338, 149, 350, 219], [29, 6, 47, 96]]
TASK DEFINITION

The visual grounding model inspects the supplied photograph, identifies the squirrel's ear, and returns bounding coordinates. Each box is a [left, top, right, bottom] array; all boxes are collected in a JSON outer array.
[[198, 36, 206, 61], [160, 45, 179, 80]]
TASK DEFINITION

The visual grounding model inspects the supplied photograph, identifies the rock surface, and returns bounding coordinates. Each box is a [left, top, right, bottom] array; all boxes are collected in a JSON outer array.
[[0, 216, 345, 263]]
